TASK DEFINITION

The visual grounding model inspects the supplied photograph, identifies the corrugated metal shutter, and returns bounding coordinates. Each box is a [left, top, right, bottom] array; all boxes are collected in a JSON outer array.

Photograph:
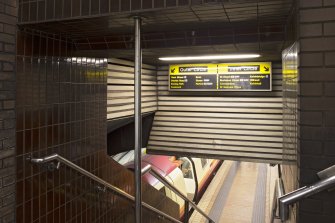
[[147, 63, 287, 164], [107, 58, 158, 120]]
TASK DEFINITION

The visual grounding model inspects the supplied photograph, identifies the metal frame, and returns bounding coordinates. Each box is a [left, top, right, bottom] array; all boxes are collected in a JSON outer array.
[[28, 154, 182, 223], [142, 164, 215, 223]]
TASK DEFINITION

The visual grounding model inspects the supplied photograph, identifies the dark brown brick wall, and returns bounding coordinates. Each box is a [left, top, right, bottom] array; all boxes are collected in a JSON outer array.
[[0, 0, 17, 222], [298, 0, 335, 222], [14, 27, 178, 223]]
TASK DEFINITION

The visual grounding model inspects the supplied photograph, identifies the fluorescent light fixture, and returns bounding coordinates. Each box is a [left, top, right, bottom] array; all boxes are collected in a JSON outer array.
[[159, 54, 261, 61]]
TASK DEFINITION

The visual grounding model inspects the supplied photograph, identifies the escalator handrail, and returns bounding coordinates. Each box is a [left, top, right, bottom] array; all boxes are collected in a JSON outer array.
[[28, 153, 182, 223], [142, 165, 215, 223]]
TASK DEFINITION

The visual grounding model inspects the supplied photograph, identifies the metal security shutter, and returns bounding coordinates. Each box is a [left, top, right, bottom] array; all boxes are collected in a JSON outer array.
[[147, 63, 288, 164], [107, 58, 158, 120]]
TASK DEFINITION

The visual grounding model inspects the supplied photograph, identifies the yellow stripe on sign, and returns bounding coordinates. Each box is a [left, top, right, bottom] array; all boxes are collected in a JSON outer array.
[[169, 64, 218, 75], [218, 62, 272, 74]]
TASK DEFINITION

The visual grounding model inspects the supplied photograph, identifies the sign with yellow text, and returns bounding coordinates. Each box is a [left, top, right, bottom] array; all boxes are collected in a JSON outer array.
[[218, 62, 272, 91], [169, 64, 218, 90], [169, 62, 272, 91]]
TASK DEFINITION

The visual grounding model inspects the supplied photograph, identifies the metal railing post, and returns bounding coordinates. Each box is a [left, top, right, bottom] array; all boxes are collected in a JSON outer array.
[[134, 16, 142, 223], [183, 201, 189, 223]]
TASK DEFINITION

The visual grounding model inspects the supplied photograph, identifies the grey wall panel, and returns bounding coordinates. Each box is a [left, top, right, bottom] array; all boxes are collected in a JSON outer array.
[[107, 58, 158, 120], [147, 62, 285, 163]]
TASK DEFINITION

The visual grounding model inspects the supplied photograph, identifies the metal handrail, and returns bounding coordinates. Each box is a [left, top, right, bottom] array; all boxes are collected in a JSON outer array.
[[142, 164, 215, 223], [28, 154, 182, 223], [279, 175, 335, 221]]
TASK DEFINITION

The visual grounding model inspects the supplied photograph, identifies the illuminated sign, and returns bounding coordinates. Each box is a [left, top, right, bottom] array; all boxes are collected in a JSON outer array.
[[169, 62, 272, 91]]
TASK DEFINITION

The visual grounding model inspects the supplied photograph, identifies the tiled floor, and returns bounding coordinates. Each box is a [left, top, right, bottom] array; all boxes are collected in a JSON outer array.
[[218, 162, 259, 223], [190, 161, 279, 223]]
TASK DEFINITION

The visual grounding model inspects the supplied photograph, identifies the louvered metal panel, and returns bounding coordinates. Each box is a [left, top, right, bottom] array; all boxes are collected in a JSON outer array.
[[147, 62, 286, 163], [107, 58, 157, 120]]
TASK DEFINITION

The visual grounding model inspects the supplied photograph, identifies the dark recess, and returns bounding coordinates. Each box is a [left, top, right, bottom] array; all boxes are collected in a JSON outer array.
[[107, 112, 155, 155]]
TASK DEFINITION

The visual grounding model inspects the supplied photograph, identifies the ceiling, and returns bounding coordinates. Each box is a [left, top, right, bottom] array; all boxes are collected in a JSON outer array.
[[19, 0, 296, 64]]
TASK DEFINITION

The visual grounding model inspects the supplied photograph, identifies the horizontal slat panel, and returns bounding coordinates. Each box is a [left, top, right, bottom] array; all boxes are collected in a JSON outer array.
[[107, 91, 157, 98], [153, 120, 282, 130], [150, 136, 282, 148], [108, 108, 157, 115], [108, 97, 157, 105], [108, 64, 156, 75], [108, 72, 156, 80], [108, 101, 157, 112], [108, 58, 156, 69], [151, 126, 283, 136], [108, 85, 157, 91], [150, 138, 282, 154], [147, 63, 285, 164], [156, 111, 283, 119], [148, 145, 284, 160], [107, 107, 157, 119], [158, 101, 282, 108], [151, 126, 282, 136], [150, 130, 282, 142], [158, 106, 282, 113], [148, 146, 284, 163], [158, 96, 282, 102], [154, 116, 282, 125], [108, 79, 157, 85], [107, 58, 157, 120]]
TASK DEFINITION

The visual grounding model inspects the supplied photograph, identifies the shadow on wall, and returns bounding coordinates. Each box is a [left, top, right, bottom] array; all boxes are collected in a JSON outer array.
[[107, 112, 155, 156]]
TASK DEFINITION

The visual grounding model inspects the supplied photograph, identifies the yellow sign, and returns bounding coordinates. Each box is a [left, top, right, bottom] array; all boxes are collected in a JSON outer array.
[[169, 62, 272, 91], [169, 64, 217, 75], [218, 62, 272, 74]]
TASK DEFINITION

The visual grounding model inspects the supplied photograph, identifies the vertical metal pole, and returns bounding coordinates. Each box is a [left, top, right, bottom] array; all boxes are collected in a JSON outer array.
[[134, 16, 142, 223]]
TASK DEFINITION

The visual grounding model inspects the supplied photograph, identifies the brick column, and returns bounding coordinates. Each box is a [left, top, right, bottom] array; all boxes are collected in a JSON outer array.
[[298, 0, 335, 222], [0, 0, 17, 222]]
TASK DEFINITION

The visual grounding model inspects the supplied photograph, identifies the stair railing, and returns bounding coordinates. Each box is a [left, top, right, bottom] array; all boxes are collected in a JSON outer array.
[[141, 165, 215, 223], [278, 165, 335, 221], [28, 153, 182, 223]]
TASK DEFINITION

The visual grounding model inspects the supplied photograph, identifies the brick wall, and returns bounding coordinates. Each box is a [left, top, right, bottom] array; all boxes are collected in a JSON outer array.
[[0, 0, 17, 222], [298, 0, 335, 222]]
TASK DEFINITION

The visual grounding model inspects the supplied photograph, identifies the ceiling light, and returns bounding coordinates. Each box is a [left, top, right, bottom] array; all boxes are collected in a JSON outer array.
[[158, 54, 261, 61]]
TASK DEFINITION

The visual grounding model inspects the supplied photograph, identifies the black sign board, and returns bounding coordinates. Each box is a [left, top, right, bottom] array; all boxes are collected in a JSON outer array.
[[169, 62, 272, 91]]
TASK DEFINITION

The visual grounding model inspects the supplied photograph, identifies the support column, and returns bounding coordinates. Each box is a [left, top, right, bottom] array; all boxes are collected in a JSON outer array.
[[297, 1, 335, 223], [134, 16, 142, 223], [0, 1, 17, 222]]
